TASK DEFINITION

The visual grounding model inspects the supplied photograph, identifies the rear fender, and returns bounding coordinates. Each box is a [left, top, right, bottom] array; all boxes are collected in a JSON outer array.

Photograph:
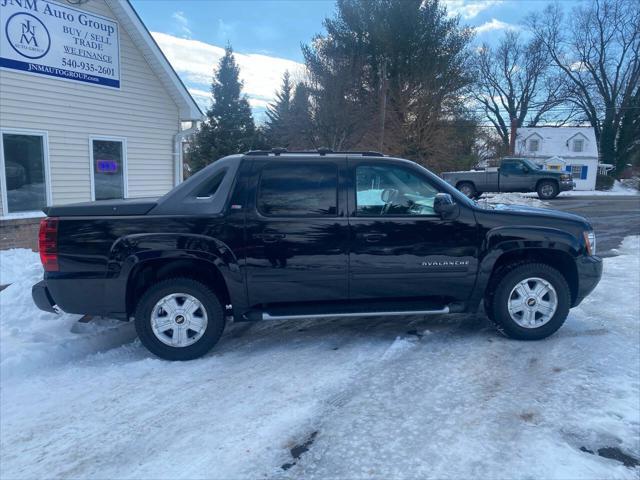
[[106, 233, 246, 315], [469, 226, 581, 309]]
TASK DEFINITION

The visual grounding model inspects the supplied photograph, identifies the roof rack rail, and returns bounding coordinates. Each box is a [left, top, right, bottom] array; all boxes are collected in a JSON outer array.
[[244, 148, 385, 157]]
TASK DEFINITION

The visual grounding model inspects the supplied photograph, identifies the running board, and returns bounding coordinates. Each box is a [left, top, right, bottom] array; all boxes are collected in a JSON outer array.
[[261, 306, 450, 321]]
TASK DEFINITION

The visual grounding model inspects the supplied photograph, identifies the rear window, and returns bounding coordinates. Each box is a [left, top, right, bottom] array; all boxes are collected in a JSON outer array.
[[257, 163, 338, 217]]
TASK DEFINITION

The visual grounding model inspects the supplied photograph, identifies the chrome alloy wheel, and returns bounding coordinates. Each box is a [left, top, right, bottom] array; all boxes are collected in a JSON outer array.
[[459, 184, 474, 197], [151, 293, 208, 347], [507, 277, 558, 328], [540, 184, 555, 197]]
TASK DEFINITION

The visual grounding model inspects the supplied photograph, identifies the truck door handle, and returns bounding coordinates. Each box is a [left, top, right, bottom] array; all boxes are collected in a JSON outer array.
[[253, 233, 286, 243], [360, 232, 387, 243]]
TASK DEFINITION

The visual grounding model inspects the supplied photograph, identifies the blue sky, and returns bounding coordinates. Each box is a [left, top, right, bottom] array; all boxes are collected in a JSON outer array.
[[130, 0, 585, 119]]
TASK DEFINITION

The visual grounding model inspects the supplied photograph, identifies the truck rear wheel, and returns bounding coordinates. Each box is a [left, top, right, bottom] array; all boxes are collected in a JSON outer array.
[[134, 278, 225, 360], [487, 263, 570, 340], [537, 181, 559, 199], [457, 182, 478, 199]]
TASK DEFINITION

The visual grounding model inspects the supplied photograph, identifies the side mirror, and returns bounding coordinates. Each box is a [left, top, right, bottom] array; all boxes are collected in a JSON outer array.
[[380, 188, 399, 204], [434, 193, 457, 218]]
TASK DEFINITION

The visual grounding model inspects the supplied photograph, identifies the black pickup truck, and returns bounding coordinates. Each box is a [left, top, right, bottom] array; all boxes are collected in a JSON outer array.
[[33, 150, 602, 360]]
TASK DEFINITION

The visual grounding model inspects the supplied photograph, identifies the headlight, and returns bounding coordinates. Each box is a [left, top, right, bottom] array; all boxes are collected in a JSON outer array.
[[583, 231, 596, 255], [560, 174, 572, 181]]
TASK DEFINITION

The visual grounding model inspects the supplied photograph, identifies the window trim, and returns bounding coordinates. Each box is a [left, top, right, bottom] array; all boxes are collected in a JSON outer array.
[[256, 161, 340, 218], [353, 163, 440, 218], [0, 128, 52, 219], [89, 136, 128, 201]]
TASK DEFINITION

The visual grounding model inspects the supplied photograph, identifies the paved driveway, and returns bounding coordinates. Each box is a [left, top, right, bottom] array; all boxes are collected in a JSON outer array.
[[547, 196, 640, 256]]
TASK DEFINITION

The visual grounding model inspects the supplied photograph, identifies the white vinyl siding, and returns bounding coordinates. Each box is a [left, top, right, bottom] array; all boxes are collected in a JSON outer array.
[[0, 0, 180, 213]]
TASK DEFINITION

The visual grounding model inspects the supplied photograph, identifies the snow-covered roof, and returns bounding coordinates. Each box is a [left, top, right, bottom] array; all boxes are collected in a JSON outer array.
[[515, 127, 598, 159]]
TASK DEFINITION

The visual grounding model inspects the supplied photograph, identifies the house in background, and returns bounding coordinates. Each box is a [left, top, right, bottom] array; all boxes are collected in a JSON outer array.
[[515, 127, 599, 191]]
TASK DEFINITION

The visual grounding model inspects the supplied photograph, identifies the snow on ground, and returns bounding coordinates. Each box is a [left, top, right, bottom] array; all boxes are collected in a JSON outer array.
[[559, 181, 638, 197], [479, 192, 550, 208], [0, 251, 131, 379], [478, 180, 638, 207], [0, 248, 37, 285], [1, 238, 639, 479]]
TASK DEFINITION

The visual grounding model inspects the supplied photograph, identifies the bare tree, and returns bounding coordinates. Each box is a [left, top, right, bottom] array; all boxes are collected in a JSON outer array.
[[472, 31, 567, 149], [528, 0, 640, 174]]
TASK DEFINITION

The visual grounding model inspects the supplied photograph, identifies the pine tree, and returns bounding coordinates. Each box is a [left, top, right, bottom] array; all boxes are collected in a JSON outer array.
[[302, 0, 473, 164], [287, 83, 315, 149], [189, 45, 256, 172], [263, 71, 292, 147]]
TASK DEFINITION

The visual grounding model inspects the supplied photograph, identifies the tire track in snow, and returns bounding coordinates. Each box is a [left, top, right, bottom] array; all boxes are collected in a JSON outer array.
[[272, 315, 463, 476]]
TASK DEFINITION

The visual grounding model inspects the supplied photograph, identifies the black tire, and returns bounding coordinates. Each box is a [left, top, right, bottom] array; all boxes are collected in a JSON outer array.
[[457, 182, 478, 199], [134, 278, 225, 360], [537, 180, 559, 199], [487, 263, 570, 340]]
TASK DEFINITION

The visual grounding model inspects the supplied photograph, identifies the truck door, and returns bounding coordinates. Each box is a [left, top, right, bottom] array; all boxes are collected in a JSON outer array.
[[499, 160, 532, 191], [347, 160, 479, 306], [244, 157, 350, 306]]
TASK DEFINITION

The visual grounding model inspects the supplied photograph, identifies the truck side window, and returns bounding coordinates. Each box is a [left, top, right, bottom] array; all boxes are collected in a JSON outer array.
[[356, 165, 438, 216], [501, 161, 526, 174], [258, 163, 338, 216]]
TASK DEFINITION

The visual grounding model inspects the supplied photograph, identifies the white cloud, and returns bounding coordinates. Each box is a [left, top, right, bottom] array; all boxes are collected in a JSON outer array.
[[444, 0, 503, 19], [216, 19, 237, 44], [171, 11, 192, 39], [187, 88, 211, 108], [247, 97, 272, 109], [475, 18, 519, 33], [152, 32, 305, 115]]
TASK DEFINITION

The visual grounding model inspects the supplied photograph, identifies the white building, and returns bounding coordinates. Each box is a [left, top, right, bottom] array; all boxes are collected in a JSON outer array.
[[0, 0, 201, 249], [515, 127, 599, 191]]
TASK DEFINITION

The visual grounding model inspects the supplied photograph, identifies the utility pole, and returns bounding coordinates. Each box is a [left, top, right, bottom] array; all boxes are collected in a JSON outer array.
[[509, 117, 518, 155]]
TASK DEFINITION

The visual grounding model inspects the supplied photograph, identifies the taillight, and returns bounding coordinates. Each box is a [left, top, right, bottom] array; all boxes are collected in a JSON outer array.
[[39, 217, 59, 272]]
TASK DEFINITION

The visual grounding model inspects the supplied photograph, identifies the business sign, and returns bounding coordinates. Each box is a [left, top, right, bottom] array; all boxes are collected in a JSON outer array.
[[0, 0, 120, 88]]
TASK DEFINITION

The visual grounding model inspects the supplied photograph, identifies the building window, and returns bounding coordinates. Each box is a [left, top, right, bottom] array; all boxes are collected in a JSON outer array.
[[91, 138, 126, 200], [257, 163, 338, 217], [528, 139, 540, 152], [1, 132, 49, 214], [573, 139, 584, 152], [571, 164, 586, 179]]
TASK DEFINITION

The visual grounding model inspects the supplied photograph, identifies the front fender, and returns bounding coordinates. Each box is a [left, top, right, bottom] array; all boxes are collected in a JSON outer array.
[[105, 233, 245, 314], [469, 226, 581, 309]]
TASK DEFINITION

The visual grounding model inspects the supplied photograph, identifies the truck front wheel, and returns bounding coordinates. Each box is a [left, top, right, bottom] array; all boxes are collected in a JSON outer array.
[[457, 182, 478, 199], [486, 263, 570, 340], [537, 181, 559, 199], [134, 278, 226, 360]]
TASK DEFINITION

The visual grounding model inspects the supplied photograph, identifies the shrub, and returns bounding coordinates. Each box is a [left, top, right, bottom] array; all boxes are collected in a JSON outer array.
[[596, 174, 615, 191]]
